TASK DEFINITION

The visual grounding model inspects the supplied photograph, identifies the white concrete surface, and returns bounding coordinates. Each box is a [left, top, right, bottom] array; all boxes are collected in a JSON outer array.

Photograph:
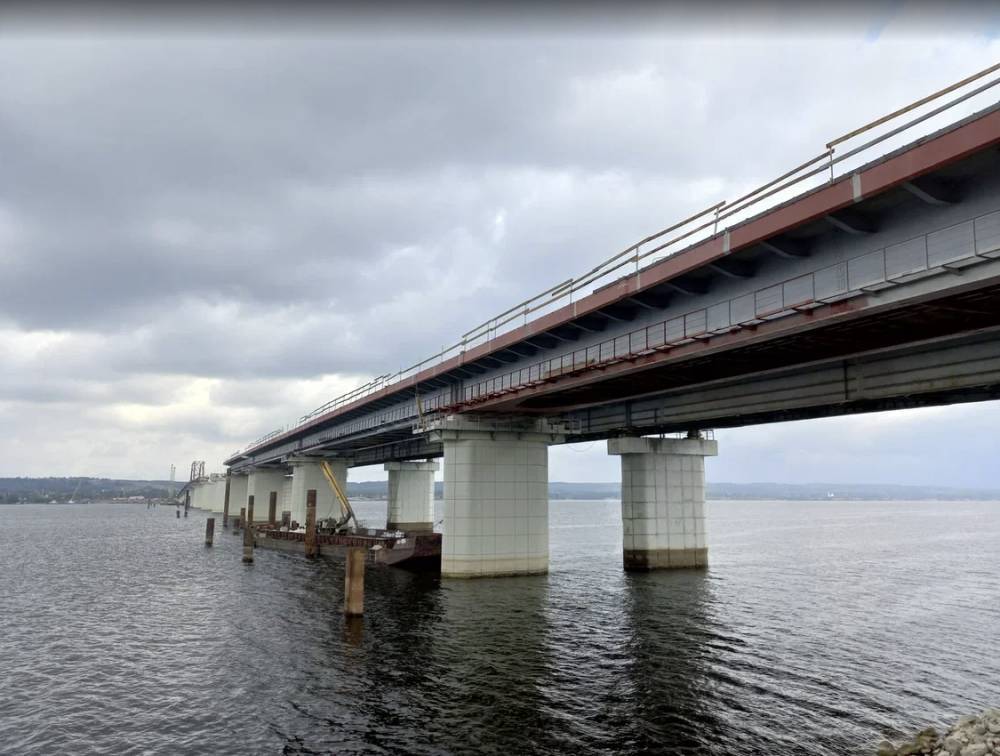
[[439, 429, 552, 578], [247, 469, 289, 521], [385, 461, 438, 531], [229, 473, 249, 520], [288, 457, 347, 526], [608, 436, 717, 570]]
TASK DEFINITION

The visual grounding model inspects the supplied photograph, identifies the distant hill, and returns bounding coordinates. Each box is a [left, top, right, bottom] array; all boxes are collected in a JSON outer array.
[[2, 477, 998, 504], [0, 477, 177, 504]]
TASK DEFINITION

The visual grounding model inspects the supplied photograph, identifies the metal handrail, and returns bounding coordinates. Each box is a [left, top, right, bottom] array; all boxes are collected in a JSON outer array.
[[452, 206, 1000, 411], [237, 63, 1000, 457]]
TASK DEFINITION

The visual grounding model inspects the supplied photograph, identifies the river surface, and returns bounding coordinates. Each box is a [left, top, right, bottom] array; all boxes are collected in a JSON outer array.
[[1, 499, 998, 755]]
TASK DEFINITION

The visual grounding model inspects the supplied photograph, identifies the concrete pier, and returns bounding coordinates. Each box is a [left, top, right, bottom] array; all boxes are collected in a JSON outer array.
[[608, 436, 717, 570], [432, 420, 563, 578], [247, 469, 287, 521], [289, 457, 346, 526], [385, 461, 438, 532], [208, 478, 227, 513], [280, 475, 293, 525]]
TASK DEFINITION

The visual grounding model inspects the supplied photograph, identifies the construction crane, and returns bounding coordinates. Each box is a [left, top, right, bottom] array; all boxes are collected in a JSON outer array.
[[319, 460, 359, 532]]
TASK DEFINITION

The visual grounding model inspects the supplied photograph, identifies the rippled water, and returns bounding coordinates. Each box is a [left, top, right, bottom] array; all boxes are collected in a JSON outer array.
[[1, 498, 998, 755]]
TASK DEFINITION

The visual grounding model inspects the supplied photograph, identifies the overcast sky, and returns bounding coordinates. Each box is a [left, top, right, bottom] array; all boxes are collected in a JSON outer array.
[[2, 4, 999, 486]]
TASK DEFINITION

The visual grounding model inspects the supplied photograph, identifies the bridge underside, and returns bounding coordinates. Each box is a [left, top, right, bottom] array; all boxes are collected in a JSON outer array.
[[458, 278, 1000, 438]]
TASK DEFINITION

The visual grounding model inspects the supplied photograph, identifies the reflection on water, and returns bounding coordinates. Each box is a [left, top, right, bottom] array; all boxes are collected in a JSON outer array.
[[0, 498, 998, 755]]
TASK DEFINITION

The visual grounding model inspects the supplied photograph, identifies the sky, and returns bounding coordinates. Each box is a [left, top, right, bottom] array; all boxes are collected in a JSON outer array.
[[1, 3, 999, 486]]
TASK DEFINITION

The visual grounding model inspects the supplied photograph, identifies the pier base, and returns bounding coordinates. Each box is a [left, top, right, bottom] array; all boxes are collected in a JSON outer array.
[[385, 461, 437, 532], [608, 436, 717, 571]]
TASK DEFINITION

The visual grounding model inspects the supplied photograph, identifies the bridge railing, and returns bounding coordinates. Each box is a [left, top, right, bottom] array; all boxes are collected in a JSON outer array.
[[238, 63, 1000, 457], [452, 206, 1000, 409]]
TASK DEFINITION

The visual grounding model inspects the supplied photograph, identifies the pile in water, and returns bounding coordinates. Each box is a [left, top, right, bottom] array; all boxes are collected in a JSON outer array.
[[877, 709, 1000, 756]]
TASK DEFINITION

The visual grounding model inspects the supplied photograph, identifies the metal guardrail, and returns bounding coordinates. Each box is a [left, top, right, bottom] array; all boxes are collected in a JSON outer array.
[[454, 208, 1000, 408], [238, 62, 1000, 457]]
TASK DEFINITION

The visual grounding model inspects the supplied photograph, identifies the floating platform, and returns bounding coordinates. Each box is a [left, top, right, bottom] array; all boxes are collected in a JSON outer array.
[[254, 527, 441, 572]]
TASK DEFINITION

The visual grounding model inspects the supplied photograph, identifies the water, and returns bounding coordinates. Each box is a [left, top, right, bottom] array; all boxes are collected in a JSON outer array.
[[1, 499, 998, 755]]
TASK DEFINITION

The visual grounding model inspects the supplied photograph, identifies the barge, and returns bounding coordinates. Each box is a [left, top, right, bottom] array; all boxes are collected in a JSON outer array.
[[254, 525, 442, 572]]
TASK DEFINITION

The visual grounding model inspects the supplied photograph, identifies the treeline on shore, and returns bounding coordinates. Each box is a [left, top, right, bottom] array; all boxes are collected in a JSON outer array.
[[2, 476, 999, 504]]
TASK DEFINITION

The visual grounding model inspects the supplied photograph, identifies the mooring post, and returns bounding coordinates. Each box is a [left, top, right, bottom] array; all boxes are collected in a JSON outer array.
[[184, 490, 190, 517], [304, 489, 317, 559], [238, 506, 245, 532], [242, 496, 255, 563], [344, 547, 365, 616], [176, 507, 180, 519], [268, 491, 277, 525], [205, 517, 215, 546], [222, 471, 231, 529]]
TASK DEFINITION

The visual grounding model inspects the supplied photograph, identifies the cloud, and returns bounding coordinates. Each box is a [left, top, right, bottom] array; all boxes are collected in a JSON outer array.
[[0, 14, 998, 482]]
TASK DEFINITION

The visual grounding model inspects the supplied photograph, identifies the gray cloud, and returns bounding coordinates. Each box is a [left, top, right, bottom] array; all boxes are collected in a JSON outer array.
[[1, 15, 998, 480]]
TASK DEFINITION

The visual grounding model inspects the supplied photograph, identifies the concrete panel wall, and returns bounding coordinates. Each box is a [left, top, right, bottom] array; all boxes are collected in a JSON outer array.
[[609, 437, 717, 570], [441, 431, 549, 578]]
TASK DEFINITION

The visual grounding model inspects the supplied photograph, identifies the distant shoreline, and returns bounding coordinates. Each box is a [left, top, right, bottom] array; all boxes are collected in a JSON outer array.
[[3, 474, 1000, 505]]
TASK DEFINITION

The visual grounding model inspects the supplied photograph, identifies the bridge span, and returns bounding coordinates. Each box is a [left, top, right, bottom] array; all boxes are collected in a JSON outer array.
[[191, 67, 1000, 577]]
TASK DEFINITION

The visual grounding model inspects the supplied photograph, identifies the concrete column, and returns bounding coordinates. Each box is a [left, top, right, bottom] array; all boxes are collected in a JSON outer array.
[[229, 473, 249, 524], [608, 436, 718, 571], [288, 458, 347, 527], [247, 469, 288, 522], [212, 479, 227, 513], [190, 483, 203, 510], [431, 419, 563, 578], [384, 461, 438, 532], [280, 475, 293, 524], [204, 480, 226, 512]]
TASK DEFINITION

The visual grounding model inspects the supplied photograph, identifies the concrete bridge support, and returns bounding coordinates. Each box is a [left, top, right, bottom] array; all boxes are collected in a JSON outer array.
[[384, 461, 438, 532], [608, 436, 717, 571], [247, 469, 288, 522], [432, 420, 564, 578], [208, 479, 226, 513], [280, 475, 293, 524], [288, 457, 347, 527], [229, 473, 249, 524]]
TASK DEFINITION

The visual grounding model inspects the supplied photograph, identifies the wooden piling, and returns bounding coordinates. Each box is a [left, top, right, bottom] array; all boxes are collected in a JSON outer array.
[[238, 506, 245, 531], [222, 471, 231, 528], [184, 490, 190, 517], [344, 547, 365, 616], [205, 517, 215, 546], [304, 489, 317, 559], [268, 491, 277, 525], [176, 508, 180, 518], [242, 496, 254, 563]]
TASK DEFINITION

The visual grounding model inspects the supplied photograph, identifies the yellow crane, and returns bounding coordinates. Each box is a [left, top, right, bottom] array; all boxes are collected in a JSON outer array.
[[320, 460, 359, 531]]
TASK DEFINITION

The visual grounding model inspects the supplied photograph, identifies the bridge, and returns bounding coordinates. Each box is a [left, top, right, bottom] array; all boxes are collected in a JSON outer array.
[[190, 65, 1000, 577]]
